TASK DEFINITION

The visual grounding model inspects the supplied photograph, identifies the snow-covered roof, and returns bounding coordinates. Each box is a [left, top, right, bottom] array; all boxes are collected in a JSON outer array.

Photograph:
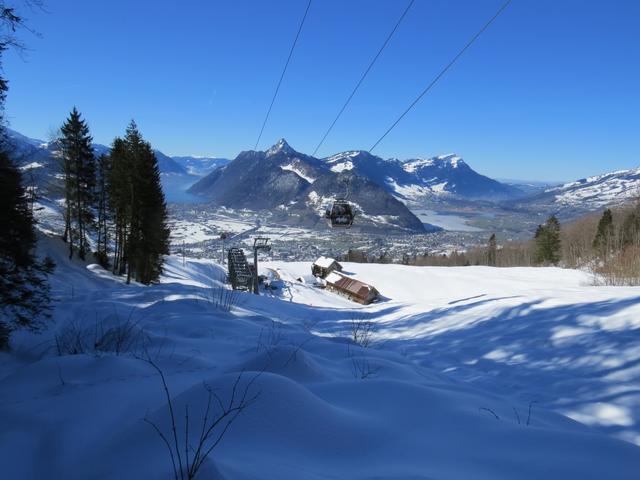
[[313, 256, 340, 269], [325, 272, 343, 283], [324, 272, 378, 301]]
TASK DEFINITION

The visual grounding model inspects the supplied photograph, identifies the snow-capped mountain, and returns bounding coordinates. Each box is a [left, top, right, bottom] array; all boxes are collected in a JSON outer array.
[[189, 139, 426, 232], [323, 151, 523, 202], [547, 167, 640, 208], [513, 166, 640, 218]]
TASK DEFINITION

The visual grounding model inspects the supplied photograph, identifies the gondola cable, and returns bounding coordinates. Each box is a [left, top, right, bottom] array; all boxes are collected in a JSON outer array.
[[369, 0, 512, 153], [254, 0, 313, 151], [312, 0, 415, 157]]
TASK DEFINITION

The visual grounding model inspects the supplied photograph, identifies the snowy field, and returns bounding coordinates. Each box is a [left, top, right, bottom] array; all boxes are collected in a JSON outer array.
[[1, 237, 639, 479]]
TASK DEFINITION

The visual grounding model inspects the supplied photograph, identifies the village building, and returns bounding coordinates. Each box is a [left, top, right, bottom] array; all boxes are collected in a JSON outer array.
[[311, 256, 343, 279], [324, 272, 379, 305]]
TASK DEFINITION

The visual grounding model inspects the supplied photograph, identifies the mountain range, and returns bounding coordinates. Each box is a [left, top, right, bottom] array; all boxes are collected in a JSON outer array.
[[188, 139, 426, 232], [5, 128, 229, 201], [7, 128, 640, 233]]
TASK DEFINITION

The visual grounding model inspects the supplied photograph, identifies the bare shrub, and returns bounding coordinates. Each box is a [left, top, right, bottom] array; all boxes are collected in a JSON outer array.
[[255, 319, 283, 354], [350, 315, 374, 348], [55, 308, 148, 356], [347, 315, 380, 379], [349, 351, 381, 379], [595, 245, 640, 286], [207, 284, 239, 312], [141, 357, 261, 480]]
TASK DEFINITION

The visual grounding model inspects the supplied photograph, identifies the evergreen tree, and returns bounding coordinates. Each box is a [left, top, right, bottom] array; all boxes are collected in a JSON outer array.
[[620, 202, 640, 248], [534, 215, 561, 265], [60, 108, 96, 260], [0, 152, 54, 347], [107, 137, 130, 275], [130, 124, 170, 284], [487, 233, 497, 266], [593, 209, 614, 258], [106, 121, 169, 284], [0, 7, 53, 348]]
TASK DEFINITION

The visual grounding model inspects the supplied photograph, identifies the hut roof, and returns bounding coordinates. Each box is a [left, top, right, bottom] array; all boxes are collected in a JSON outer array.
[[313, 256, 341, 269], [325, 272, 378, 301]]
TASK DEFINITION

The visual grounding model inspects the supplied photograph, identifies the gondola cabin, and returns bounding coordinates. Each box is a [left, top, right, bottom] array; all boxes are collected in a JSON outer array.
[[326, 199, 354, 228]]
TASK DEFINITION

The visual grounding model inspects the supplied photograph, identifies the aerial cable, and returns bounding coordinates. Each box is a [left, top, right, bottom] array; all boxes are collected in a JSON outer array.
[[254, 0, 313, 151], [369, 0, 512, 153], [311, 0, 415, 157]]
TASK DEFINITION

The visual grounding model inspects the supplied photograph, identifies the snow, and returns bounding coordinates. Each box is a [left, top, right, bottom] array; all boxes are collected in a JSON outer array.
[[280, 163, 315, 183], [19, 161, 44, 170], [266, 138, 295, 156], [385, 178, 435, 200], [324, 150, 361, 163], [549, 167, 640, 208], [403, 154, 465, 173], [324, 271, 343, 283], [329, 160, 354, 173], [313, 256, 338, 269], [1, 239, 640, 479]]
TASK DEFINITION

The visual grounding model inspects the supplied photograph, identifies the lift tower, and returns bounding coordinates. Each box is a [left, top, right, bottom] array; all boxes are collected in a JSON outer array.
[[252, 237, 271, 295]]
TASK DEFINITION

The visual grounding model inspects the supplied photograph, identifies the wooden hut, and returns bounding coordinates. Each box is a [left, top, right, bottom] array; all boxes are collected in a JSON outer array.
[[324, 272, 379, 305], [311, 256, 343, 279]]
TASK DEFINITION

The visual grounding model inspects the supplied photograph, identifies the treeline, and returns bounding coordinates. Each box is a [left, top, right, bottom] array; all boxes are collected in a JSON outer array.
[[422, 205, 640, 285], [340, 204, 640, 285], [59, 109, 170, 284]]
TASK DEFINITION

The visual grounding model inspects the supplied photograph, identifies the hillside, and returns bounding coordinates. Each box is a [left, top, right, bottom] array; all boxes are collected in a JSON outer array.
[[514, 167, 640, 217], [1, 241, 639, 479]]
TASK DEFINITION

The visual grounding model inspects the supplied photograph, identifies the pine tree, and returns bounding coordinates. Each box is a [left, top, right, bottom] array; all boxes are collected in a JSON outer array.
[[60, 108, 96, 260], [0, 151, 54, 347], [487, 233, 497, 266], [130, 125, 170, 284], [106, 122, 169, 284], [593, 209, 614, 258], [534, 215, 562, 266], [107, 137, 130, 275]]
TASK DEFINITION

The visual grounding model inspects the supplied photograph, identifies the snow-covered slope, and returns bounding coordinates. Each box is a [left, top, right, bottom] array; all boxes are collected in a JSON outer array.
[[1, 240, 639, 479], [548, 167, 640, 208]]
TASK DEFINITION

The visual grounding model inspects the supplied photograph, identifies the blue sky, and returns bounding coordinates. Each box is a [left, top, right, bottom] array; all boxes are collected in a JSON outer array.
[[4, 0, 639, 181]]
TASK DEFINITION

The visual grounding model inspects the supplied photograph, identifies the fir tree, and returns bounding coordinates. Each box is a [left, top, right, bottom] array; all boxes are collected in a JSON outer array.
[[107, 137, 130, 275], [129, 124, 170, 284], [106, 122, 169, 284], [60, 108, 96, 260], [593, 209, 614, 258], [534, 215, 561, 266], [0, 152, 54, 348]]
